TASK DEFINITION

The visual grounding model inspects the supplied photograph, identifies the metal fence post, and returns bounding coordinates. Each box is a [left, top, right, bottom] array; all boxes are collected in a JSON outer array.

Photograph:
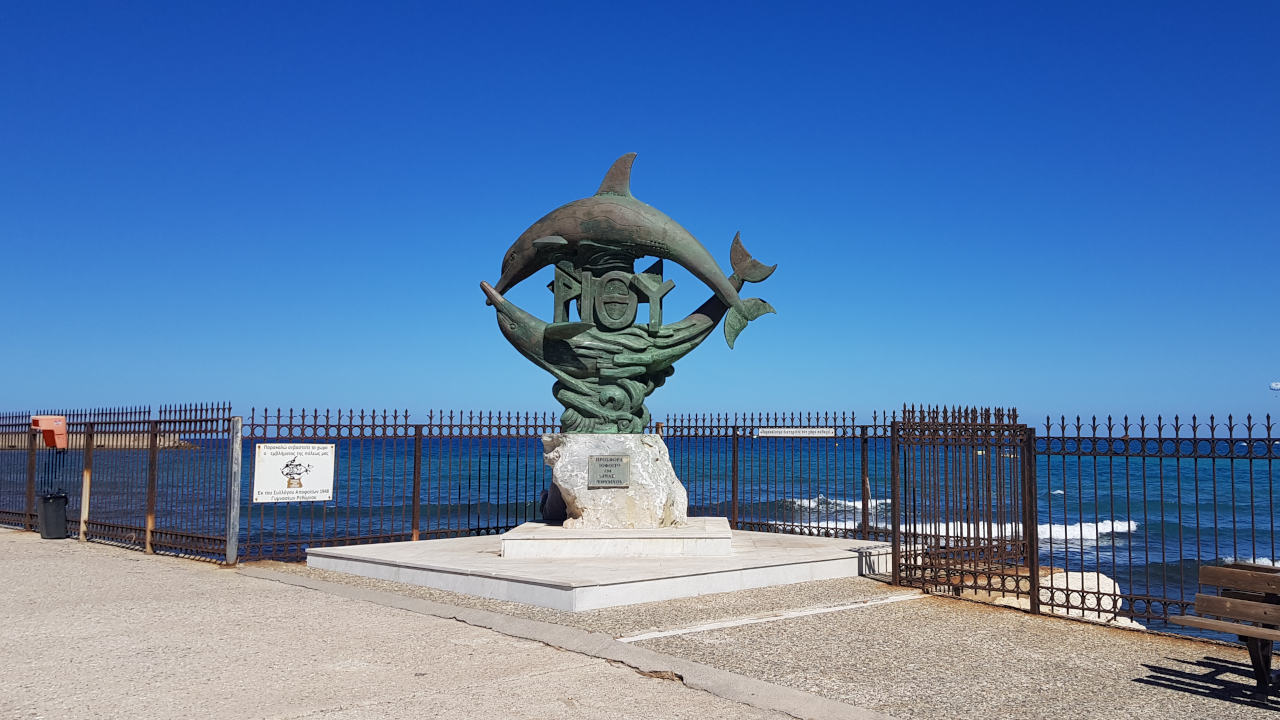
[[144, 420, 159, 553], [80, 424, 94, 542], [730, 426, 739, 527], [411, 424, 423, 541], [1022, 426, 1040, 614], [225, 417, 242, 565], [860, 425, 871, 536], [25, 429, 37, 531], [890, 420, 901, 586]]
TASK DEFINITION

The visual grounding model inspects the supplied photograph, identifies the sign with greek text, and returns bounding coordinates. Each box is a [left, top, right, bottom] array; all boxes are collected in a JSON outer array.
[[753, 427, 836, 438], [588, 455, 631, 488], [253, 443, 336, 503]]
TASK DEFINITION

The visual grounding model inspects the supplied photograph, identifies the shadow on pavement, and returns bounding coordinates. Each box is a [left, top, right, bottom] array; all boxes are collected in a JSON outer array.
[[1136, 655, 1279, 711]]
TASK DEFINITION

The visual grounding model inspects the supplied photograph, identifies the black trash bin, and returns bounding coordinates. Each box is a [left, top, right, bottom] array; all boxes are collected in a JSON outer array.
[[37, 490, 68, 539]]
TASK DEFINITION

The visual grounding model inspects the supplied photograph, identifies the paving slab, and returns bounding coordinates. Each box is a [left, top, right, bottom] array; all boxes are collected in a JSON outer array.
[[500, 517, 734, 558]]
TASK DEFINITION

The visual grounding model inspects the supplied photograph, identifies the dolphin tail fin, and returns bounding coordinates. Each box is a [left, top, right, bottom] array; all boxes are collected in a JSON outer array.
[[729, 232, 777, 284], [724, 298, 775, 349]]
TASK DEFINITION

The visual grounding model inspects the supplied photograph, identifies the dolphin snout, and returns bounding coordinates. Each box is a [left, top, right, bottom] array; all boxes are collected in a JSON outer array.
[[480, 281, 504, 307]]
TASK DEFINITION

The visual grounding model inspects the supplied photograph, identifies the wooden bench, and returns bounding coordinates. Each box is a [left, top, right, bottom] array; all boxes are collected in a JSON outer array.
[[1170, 561, 1280, 691]]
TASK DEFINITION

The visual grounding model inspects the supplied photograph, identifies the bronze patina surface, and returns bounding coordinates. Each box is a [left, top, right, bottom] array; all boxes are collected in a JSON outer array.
[[482, 154, 776, 433]]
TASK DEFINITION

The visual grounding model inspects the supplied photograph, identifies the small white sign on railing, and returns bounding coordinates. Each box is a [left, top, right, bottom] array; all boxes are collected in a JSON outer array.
[[253, 443, 336, 503], [753, 427, 836, 438]]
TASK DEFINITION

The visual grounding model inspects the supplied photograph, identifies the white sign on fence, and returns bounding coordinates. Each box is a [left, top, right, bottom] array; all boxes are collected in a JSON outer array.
[[253, 443, 336, 503], [753, 427, 836, 438]]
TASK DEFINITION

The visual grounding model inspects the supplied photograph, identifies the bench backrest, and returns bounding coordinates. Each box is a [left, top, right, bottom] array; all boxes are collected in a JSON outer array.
[[1197, 564, 1280, 626]]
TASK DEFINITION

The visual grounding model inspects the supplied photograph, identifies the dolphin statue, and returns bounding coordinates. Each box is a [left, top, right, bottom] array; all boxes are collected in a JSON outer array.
[[493, 153, 773, 348], [483, 235, 776, 432], [481, 235, 776, 379]]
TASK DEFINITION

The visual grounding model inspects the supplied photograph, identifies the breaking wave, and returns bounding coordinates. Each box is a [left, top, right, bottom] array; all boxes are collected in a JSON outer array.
[[1038, 520, 1140, 542], [1221, 556, 1280, 566], [782, 495, 890, 513]]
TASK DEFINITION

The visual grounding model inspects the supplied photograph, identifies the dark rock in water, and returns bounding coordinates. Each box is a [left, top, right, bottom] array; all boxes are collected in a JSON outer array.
[[539, 484, 567, 524]]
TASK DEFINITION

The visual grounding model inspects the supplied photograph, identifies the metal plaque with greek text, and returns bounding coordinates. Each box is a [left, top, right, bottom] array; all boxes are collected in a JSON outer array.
[[588, 455, 631, 488]]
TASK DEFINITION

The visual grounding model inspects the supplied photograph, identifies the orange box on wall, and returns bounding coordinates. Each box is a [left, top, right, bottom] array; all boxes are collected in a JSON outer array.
[[30, 415, 67, 450]]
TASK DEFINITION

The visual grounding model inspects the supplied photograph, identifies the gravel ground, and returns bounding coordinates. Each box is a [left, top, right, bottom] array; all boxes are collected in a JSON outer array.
[[267, 558, 1280, 719], [637, 594, 1279, 720]]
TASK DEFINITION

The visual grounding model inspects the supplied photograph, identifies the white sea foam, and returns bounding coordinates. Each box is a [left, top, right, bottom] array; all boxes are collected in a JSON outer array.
[[884, 519, 1140, 543], [784, 495, 890, 513], [1050, 490, 1065, 496], [759, 515, 1141, 544], [1222, 556, 1280, 566], [1038, 520, 1140, 541], [897, 521, 1016, 537]]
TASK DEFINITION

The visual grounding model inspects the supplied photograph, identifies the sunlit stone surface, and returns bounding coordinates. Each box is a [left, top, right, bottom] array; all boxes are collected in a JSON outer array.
[[543, 433, 688, 529]]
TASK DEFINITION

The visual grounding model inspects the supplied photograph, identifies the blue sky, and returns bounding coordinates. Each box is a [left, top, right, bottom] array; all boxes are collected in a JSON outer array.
[[2, 2, 1277, 422]]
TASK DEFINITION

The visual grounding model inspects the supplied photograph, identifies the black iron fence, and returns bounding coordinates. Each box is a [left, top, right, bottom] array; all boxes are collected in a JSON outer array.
[[660, 411, 893, 542], [2, 403, 1278, 642], [0, 404, 237, 561], [1036, 413, 1280, 629], [240, 408, 559, 561]]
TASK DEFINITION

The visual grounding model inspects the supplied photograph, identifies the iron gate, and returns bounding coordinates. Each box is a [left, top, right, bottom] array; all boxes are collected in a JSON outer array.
[[891, 407, 1039, 610]]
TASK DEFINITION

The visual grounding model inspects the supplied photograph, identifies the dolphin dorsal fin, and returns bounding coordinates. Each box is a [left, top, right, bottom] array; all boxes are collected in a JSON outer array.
[[596, 153, 637, 197]]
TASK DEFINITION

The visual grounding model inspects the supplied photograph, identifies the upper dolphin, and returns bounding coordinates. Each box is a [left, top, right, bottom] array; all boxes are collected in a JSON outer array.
[[493, 153, 771, 348]]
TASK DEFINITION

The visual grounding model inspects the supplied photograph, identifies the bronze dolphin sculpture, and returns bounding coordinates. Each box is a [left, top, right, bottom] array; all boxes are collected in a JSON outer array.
[[480, 235, 776, 381], [493, 153, 772, 348]]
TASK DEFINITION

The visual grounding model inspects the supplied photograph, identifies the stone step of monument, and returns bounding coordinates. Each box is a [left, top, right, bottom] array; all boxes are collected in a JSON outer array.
[[500, 517, 733, 559], [306, 528, 892, 612]]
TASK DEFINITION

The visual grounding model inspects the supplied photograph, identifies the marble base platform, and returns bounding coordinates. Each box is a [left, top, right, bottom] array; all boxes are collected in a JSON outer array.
[[500, 517, 732, 559], [307, 530, 891, 612]]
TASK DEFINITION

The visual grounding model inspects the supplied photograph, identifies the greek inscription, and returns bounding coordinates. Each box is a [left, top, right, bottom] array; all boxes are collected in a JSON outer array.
[[588, 454, 631, 488]]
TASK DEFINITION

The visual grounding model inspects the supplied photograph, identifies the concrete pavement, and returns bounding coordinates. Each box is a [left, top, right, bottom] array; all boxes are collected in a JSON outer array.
[[0, 529, 876, 719], [7, 526, 1277, 719], [268, 548, 1280, 719]]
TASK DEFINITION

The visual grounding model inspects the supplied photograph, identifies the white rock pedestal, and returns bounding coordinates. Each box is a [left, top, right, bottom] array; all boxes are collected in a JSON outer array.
[[543, 433, 688, 529]]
